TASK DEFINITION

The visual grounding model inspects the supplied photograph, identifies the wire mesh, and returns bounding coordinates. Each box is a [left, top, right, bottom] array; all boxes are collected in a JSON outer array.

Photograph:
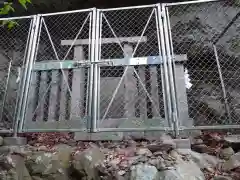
[[166, 0, 240, 127], [97, 6, 168, 130], [24, 11, 92, 130], [0, 17, 32, 130]]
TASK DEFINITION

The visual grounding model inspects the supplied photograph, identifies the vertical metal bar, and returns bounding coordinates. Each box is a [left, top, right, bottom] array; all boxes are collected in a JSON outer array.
[[13, 17, 36, 135], [161, 4, 179, 137], [165, 6, 178, 117], [154, 8, 168, 124], [85, 12, 93, 118], [213, 44, 231, 123], [0, 61, 12, 122], [13, 18, 34, 133], [156, 4, 172, 128], [88, 8, 97, 132], [97, 12, 103, 128], [91, 8, 100, 132], [17, 15, 41, 133], [13, 19, 34, 128]]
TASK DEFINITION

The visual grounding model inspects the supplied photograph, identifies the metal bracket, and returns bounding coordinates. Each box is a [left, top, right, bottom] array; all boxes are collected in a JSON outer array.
[[73, 60, 113, 67]]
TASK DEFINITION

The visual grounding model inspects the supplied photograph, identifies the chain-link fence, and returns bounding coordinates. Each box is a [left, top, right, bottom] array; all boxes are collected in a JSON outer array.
[[2, 0, 240, 136], [96, 6, 169, 131], [166, 0, 240, 129], [0, 16, 33, 131], [22, 10, 93, 132]]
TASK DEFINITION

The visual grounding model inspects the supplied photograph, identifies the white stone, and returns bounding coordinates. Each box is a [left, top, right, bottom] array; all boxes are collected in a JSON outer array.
[[130, 164, 158, 180]]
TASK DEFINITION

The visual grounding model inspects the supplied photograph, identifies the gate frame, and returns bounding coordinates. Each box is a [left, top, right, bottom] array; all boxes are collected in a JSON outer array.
[[17, 9, 95, 133], [0, 15, 35, 134], [10, 1, 236, 138]]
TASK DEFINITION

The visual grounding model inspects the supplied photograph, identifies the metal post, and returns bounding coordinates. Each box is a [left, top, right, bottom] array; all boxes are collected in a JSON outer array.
[[156, 4, 172, 128], [13, 17, 35, 135], [85, 12, 93, 119], [165, 6, 178, 117], [92, 9, 100, 132], [88, 8, 97, 132], [13, 18, 34, 134], [97, 12, 103, 128], [16, 15, 41, 134], [213, 44, 231, 123], [154, 8, 168, 124], [161, 4, 179, 137]]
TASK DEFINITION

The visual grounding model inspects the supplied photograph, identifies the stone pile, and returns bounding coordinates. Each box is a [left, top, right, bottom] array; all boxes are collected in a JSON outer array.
[[0, 132, 239, 179]]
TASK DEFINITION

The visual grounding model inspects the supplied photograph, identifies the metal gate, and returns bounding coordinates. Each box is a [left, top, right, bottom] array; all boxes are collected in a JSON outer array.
[[95, 5, 170, 133], [1, 0, 238, 136], [0, 16, 34, 134], [17, 9, 94, 132]]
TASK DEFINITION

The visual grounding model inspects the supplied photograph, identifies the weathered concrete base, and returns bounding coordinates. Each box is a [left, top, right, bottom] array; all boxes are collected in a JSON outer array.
[[3, 137, 27, 146], [74, 131, 170, 141], [74, 132, 123, 141], [74, 131, 191, 149], [174, 138, 191, 149]]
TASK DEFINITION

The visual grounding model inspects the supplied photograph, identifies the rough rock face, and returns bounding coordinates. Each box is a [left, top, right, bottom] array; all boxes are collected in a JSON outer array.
[[1, 132, 240, 179], [168, 1, 240, 125]]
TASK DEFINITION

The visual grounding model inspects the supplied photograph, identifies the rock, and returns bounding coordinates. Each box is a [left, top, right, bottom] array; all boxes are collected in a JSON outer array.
[[147, 141, 176, 153], [73, 147, 105, 180], [159, 170, 182, 180], [222, 152, 240, 171], [32, 176, 44, 180], [11, 155, 32, 180], [0, 154, 32, 180], [176, 148, 192, 155], [202, 153, 222, 167], [159, 159, 205, 180], [53, 144, 73, 168], [148, 157, 166, 170], [191, 138, 204, 145], [224, 135, 240, 152], [137, 156, 149, 163], [190, 151, 216, 172], [26, 151, 68, 180], [168, 1, 240, 126], [147, 134, 177, 153], [220, 147, 234, 160], [118, 170, 126, 176], [169, 150, 181, 160], [116, 146, 136, 157], [214, 176, 233, 180], [0, 145, 32, 157], [0, 136, 3, 146], [192, 144, 210, 153], [224, 135, 240, 144], [130, 164, 159, 180], [135, 148, 152, 156], [37, 145, 48, 151]]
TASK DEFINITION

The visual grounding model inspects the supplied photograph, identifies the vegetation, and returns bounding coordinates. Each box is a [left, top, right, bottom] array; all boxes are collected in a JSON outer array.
[[0, 0, 31, 29]]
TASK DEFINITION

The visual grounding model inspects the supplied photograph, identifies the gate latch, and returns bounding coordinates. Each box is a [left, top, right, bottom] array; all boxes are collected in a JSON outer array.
[[73, 60, 113, 67]]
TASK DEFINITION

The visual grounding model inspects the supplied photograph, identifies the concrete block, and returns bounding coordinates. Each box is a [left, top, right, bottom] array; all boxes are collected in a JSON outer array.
[[3, 137, 27, 146], [174, 138, 191, 149], [74, 132, 123, 141]]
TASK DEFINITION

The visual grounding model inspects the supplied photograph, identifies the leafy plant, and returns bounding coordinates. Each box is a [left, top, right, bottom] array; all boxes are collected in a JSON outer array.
[[0, 0, 31, 29]]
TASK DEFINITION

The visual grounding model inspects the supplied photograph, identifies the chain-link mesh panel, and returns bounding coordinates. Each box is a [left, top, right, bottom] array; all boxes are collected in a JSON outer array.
[[24, 11, 92, 130], [98, 7, 168, 130], [167, 0, 240, 126], [216, 9, 240, 126], [0, 17, 32, 130]]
